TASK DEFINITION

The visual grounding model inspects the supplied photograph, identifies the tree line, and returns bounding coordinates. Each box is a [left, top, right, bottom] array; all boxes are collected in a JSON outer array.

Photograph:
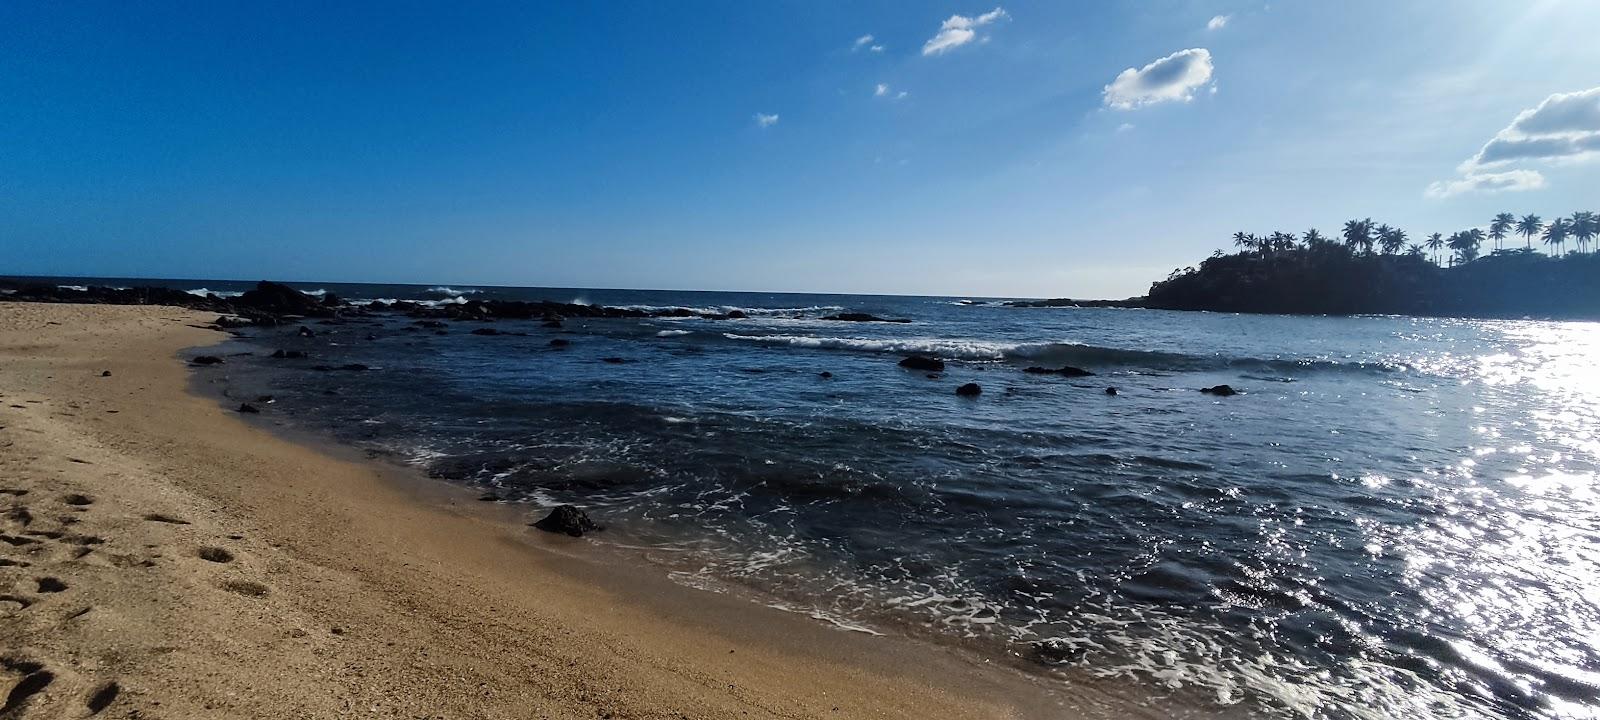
[[1228, 210, 1599, 267]]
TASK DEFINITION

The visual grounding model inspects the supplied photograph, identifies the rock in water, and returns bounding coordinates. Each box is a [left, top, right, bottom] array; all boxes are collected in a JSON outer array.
[[898, 356, 945, 372], [1024, 365, 1095, 377], [533, 505, 602, 537], [726, 310, 748, 319], [237, 281, 327, 315], [822, 313, 911, 323], [238, 403, 260, 414], [956, 383, 982, 397], [297, 326, 315, 337], [190, 355, 224, 365], [818, 371, 833, 379], [469, 327, 502, 336], [1200, 384, 1238, 396], [1105, 387, 1118, 396]]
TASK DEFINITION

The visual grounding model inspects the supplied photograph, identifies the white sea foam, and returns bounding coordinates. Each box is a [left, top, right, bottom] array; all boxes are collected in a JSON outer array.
[[722, 333, 1025, 360], [55, 285, 89, 292], [656, 329, 692, 337], [184, 287, 244, 298], [618, 304, 843, 317], [425, 286, 481, 298]]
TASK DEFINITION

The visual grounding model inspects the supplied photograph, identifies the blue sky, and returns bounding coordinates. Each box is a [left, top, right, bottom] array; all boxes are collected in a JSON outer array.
[[3, 1, 1598, 298]]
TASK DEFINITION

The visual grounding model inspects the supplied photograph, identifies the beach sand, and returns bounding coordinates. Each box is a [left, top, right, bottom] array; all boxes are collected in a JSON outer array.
[[0, 302, 1092, 719]]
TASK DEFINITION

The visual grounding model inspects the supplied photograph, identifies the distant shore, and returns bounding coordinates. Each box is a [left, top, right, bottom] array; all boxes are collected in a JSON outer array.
[[0, 302, 1076, 718]]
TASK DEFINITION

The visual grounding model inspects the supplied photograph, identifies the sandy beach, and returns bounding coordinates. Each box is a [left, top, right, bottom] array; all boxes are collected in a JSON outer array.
[[0, 301, 1087, 719]]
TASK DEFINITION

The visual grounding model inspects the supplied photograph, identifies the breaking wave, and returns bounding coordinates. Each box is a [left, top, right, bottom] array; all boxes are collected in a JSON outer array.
[[719, 334, 1407, 376]]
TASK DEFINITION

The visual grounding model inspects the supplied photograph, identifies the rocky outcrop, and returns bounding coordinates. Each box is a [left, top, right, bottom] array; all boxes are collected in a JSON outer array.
[[532, 505, 602, 537], [1024, 365, 1095, 377], [1200, 384, 1238, 396], [823, 313, 911, 323], [898, 356, 945, 372], [955, 383, 982, 397]]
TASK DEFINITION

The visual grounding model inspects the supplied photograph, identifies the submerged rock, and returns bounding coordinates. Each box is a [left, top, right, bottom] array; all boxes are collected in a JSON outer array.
[[1200, 384, 1239, 396], [237, 403, 260, 414], [898, 355, 945, 372], [823, 313, 911, 323], [532, 505, 602, 537], [818, 371, 833, 379], [1024, 365, 1095, 377], [956, 382, 982, 397], [601, 357, 627, 364], [297, 326, 315, 337], [548, 339, 570, 348], [269, 349, 307, 359], [726, 310, 748, 319], [189, 355, 224, 366], [469, 327, 502, 336]]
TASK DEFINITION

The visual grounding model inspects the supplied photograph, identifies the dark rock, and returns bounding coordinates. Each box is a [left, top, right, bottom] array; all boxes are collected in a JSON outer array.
[[366, 300, 391, 311], [255, 395, 274, 403], [823, 313, 911, 323], [956, 383, 982, 397], [478, 493, 503, 502], [549, 339, 570, 348], [726, 310, 748, 319], [413, 320, 448, 329], [818, 371, 833, 379], [898, 356, 945, 372], [269, 349, 307, 359], [601, 357, 627, 364], [297, 326, 315, 337], [190, 355, 224, 366], [100, 370, 111, 377], [532, 505, 602, 537], [321, 293, 342, 307], [1201, 384, 1239, 396], [1105, 387, 1118, 396], [238, 403, 260, 414], [926, 373, 941, 379], [1024, 365, 1095, 377], [236, 281, 327, 316], [214, 315, 253, 329]]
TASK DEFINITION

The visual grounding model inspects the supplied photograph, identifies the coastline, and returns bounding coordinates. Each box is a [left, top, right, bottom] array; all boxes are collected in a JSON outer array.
[[0, 302, 1104, 718]]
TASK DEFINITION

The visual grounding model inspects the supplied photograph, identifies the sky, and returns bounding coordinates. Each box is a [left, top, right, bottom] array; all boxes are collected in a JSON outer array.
[[3, 0, 1598, 298]]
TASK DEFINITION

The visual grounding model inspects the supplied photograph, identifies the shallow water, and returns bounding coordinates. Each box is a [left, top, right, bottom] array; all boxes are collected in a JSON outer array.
[[138, 278, 1599, 719]]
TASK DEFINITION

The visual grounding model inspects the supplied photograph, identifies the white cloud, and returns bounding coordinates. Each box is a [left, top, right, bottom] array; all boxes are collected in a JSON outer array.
[[896, 90, 908, 100], [1425, 169, 1546, 198], [1102, 48, 1215, 110], [754, 113, 779, 128], [1116, 122, 1135, 133], [1428, 86, 1600, 195], [870, 44, 885, 53], [1206, 15, 1229, 31], [853, 34, 874, 50], [874, 83, 889, 97], [921, 7, 1008, 56]]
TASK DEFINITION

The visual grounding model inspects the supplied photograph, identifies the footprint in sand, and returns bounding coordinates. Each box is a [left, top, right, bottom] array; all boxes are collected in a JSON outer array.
[[220, 580, 269, 597], [0, 658, 54, 717], [35, 578, 66, 594], [196, 547, 233, 564], [85, 680, 119, 715], [141, 513, 190, 525], [60, 494, 93, 507]]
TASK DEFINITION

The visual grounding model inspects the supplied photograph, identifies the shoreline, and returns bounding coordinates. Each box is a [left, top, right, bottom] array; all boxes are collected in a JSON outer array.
[[0, 301, 1125, 718]]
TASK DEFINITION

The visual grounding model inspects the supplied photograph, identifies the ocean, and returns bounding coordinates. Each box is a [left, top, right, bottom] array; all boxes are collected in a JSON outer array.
[[64, 278, 1600, 718]]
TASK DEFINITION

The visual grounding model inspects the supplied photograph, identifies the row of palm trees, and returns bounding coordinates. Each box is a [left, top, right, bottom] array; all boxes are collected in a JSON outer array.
[[1231, 210, 1600, 266]]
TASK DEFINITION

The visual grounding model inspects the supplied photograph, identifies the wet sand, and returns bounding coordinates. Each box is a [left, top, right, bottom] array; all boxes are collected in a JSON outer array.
[[0, 302, 1103, 718]]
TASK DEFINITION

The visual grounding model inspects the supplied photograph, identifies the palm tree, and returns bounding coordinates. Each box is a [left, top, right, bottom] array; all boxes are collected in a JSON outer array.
[[1448, 230, 1483, 264], [1543, 218, 1570, 256], [1516, 214, 1543, 250], [1302, 228, 1327, 248], [1342, 218, 1374, 254], [1379, 226, 1407, 254], [1489, 213, 1514, 251], [1406, 243, 1425, 257], [1233, 231, 1253, 254], [1425, 232, 1445, 265], [1571, 211, 1597, 254]]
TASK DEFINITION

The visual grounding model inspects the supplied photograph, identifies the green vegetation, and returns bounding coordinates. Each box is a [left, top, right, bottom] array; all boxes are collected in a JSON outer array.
[[1145, 211, 1600, 319]]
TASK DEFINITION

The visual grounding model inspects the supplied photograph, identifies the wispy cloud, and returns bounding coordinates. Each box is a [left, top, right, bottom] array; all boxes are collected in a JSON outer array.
[[873, 84, 906, 100], [1428, 85, 1600, 196], [754, 113, 780, 128], [1102, 48, 1215, 110], [852, 34, 874, 51], [922, 7, 1008, 56], [874, 83, 889, 97], [1206, 15, 1229, 31], [1425, 170, 1546, 199]]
